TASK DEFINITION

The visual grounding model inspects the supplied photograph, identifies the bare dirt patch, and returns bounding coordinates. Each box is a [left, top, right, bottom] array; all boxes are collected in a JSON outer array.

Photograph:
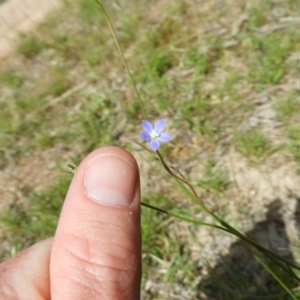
[[0, 0, 61, 59]]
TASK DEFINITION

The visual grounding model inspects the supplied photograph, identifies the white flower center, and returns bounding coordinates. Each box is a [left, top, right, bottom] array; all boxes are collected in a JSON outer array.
[[150, 129, 160, 140]]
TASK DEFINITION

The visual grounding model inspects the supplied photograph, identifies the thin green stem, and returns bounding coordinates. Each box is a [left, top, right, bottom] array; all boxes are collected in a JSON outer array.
[[156, 150, 187, 183], [157, 150, 300, 277], [141, 201, 228, 231], [255, 255, 298, 300], [173, 174, 300, 275], [94, 0, 147, 120], [156, 150, 205, 206], [93, 0, 300, 280]]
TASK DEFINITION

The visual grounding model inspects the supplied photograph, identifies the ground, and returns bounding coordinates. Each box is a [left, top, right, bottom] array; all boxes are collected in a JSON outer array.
[[0, 0, 60, 59], [1, 0, 300, 298]]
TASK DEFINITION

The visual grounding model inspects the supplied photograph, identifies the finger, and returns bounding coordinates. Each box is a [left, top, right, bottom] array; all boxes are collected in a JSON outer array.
[[50, 146, 141, 300], [0, 238, 52, 300]]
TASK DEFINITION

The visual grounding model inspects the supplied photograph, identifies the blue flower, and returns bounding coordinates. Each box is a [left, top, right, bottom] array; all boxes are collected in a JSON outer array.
[[140, 119, 172, 151]]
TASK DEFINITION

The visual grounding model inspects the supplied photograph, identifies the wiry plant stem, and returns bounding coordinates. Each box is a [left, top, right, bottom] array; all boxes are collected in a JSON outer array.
[[94, 0, 147, 120], [93, 0, 300, 281], [157, 151, 300, 278]]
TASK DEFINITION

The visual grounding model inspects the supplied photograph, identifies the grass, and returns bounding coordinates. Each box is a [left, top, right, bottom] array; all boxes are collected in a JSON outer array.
[[1, 175, 69, 256], [275, 93, 300, 121], [0, 68, 24, 88], [235, 129, 274, 159], [17, 35, 48, 58], [247, 31, 296, 85], [288, 125, 300, 169], [199, 156, 229, 192], [1, 0, 300, 298]]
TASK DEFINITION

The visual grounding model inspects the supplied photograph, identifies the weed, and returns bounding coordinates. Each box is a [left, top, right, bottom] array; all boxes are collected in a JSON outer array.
[[248, 6, 268, 28], [248, 31, 297, 85], [177, 95, 221, 142], [35, 132, 55, 148], [146, 17, 181, 48], [275, 93, 300, 121], [1, 175, 69, 258], [0, 69, 24, 88], [119, 10, 140, 45], [77, 94, 115, 152], [17, 36, 47, 58], [185, 47, 213, 75], [83, 46, 107, 66], [147, 49, 173, 78], [288, 125, 300, 165], [235, 129, 274, 159], [141, 194, 200, 298], [199, 156, 228, 192], [44, 68, 72, 97], [288, 0, 300, 10]]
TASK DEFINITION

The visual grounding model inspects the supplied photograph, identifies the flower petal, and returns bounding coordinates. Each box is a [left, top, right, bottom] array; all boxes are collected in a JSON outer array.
[[142, 120, 153, 133], [154, 119, 165, 133], [158, 133, 172, 143], [140, 132, 151, 142], [150, 140, 160, 151]]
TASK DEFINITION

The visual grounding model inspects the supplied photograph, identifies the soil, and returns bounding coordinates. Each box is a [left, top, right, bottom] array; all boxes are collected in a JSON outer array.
[[1, 2, 300, 296], [0, 0, 62, 226], [0, 0, 61, 59]]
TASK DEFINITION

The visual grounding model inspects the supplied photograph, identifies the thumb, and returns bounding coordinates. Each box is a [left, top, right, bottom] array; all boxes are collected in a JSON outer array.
[[50, 146, 141, 299]]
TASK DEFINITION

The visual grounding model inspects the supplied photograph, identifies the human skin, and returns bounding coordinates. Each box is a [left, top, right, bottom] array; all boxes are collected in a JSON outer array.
[[0, 146, 141, 300]]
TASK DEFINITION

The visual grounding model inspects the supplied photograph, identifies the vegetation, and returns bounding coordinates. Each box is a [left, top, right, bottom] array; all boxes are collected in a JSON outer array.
[[1, 0, 300, 298]]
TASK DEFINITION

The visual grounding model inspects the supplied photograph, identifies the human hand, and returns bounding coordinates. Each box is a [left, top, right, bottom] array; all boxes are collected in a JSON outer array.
[[0, 146, 141, 299]]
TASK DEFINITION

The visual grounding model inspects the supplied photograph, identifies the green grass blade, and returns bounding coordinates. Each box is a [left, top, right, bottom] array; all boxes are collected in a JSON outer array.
[[141, 201, 227, 231], [93, 0, 147, 120], [255, 255, 298, 300], [173, 176, 300, 276]]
